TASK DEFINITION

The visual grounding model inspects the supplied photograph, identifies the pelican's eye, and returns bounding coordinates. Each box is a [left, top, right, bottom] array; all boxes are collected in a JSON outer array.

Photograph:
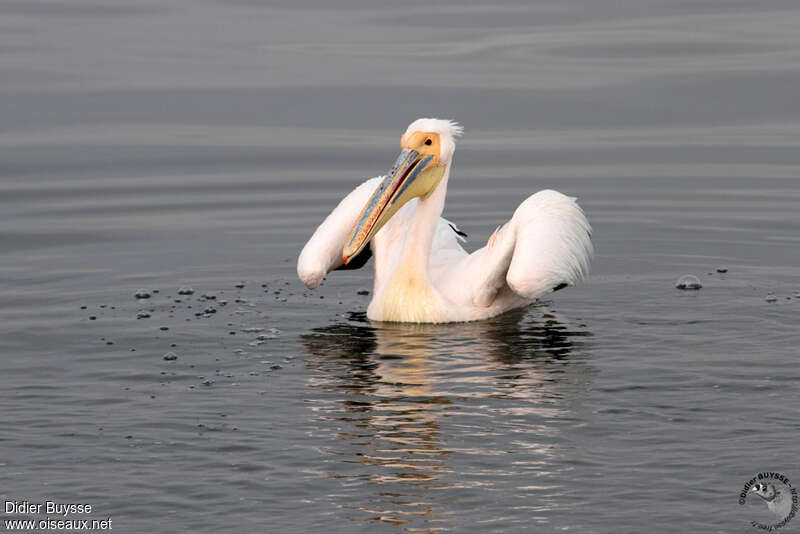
[[424, 138, 432, 146]]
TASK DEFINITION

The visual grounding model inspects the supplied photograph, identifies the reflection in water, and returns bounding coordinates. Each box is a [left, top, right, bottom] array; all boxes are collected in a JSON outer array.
[[302, 308, 594, 531]]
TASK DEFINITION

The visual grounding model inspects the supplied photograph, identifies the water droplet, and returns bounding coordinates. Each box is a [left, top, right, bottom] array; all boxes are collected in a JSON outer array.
[[136, 311, 151, 319], [202, 379, 214, 386], [177, 287, 195, 295], [163, 352, 178, 361], [675, 275, 702, 290], [134, 288, 151, 299], [765, 294, 777, 303]]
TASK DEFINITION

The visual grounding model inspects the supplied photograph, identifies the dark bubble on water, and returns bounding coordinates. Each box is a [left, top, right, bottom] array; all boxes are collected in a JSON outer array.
[[235, 282, 245, 289], [357, 289, 370, 295], [89, 315, 97, 320], [159, 326, 169, 331], [163, 352, 178, 361], [204, 307, 217, 314], [200, 293, 216, 300], [134, 288, 152, 299], [177, 287, 195, 295], [136, 311, 151, 319], [675, 275, 702, 290], [765, 293, 777, 303], [716, 267, 728, 273]]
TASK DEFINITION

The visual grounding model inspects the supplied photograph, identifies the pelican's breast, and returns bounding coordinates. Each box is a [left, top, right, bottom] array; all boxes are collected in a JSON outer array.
[[369, 256, 449, 323]]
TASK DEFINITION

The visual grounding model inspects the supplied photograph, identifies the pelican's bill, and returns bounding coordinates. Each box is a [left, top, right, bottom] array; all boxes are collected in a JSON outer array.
[[342, 149, 444, 264]]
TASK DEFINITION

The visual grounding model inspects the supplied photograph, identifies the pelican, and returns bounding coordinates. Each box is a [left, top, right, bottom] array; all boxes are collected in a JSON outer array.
[[751, 483, 793, 520], [298, 118, 593, 323]]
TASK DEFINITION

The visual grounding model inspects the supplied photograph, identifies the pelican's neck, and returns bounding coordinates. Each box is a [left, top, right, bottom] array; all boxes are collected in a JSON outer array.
[[401, 161, 451, 276], [371, 160, 452, 322]]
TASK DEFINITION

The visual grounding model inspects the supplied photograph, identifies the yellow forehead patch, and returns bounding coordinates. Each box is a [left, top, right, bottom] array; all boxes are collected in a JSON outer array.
[[401, 131, 441, 164]]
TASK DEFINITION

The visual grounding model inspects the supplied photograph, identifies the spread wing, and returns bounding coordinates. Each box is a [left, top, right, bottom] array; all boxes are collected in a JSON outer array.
[[470, 189, 593, 307], [297, 177, 382, 288]]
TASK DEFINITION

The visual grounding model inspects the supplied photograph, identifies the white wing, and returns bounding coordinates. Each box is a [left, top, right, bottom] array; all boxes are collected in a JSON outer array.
[[297, 176, 382, 288], [465, 189, 593, 307]]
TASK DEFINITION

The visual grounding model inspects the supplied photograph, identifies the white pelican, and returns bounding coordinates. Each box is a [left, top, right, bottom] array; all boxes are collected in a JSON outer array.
[[298, 118, 593, 323]]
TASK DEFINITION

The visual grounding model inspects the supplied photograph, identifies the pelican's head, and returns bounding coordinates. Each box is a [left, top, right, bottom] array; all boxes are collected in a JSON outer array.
[[752, 483, 778, 502], [342, 118, 463, 264]]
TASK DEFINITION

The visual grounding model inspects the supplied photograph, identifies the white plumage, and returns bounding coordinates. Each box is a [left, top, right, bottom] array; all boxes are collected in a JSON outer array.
[[298, 118, 593, 323]]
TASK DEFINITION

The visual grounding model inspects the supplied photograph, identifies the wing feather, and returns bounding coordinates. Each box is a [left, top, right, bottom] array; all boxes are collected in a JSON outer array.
[[297, 176, 382, 288], [472, 190, 592, 306]]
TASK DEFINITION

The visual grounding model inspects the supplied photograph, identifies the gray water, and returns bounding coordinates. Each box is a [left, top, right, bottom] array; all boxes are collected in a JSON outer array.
[[2, 1, 800, 532]]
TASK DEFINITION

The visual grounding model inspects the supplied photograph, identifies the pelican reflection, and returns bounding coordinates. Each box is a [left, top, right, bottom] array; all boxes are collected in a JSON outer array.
[[302, 308, 594, 531]]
